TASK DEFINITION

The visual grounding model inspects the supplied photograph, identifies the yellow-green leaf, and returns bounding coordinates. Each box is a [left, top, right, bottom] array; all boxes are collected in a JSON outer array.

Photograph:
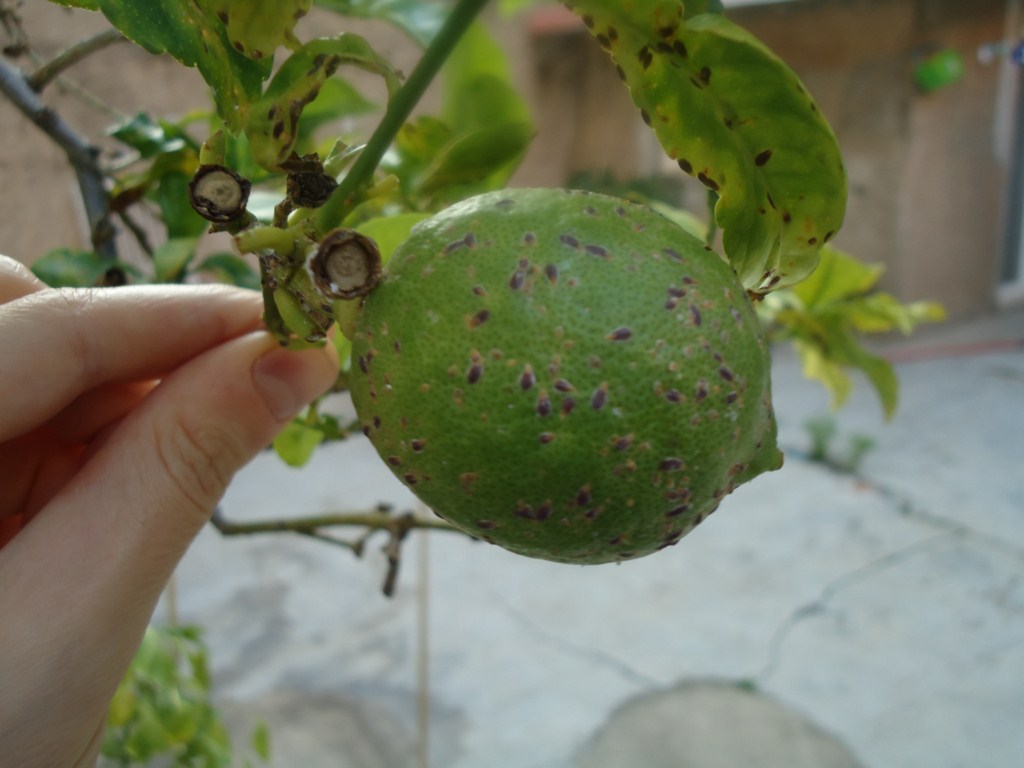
[[93, 0, 270, 132], [273, 421, 326, 467], [200, 0, 312, 60], [245, 35, 401, 170], [566, 0, 847, 294], [793, 245, 883, 309]]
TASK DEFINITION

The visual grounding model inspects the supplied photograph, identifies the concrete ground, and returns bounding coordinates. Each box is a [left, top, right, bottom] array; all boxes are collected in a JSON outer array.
[[164, 306, 1024, 768]]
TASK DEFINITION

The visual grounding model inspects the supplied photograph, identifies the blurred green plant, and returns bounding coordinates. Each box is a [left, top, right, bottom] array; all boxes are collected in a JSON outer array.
[[100, 625, 269, 768], [759, 245, 946, 419], [802, 414, 876, 473]]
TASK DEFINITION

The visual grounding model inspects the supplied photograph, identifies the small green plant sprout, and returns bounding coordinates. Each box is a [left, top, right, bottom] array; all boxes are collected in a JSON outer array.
[[101, 625, 270, 768], [802, 414, 877, 474], [758, 245, 945, 420]]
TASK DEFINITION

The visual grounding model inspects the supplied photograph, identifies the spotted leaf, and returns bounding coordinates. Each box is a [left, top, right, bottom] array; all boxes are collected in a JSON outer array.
[[245, 34, 401, 170], [91, 0, 270, 132], [565, 0, 847, 295], [199, 0, 312, 60]]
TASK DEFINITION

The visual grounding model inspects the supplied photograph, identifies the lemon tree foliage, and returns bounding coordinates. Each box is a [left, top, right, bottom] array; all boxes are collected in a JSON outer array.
[[102, 626, 269, 768], [197, 0, 312, 60], [54, 0, 272, 131], [244, 35, 402, 170], [314, 0, 450, 46], [759, 246, 945, 418]]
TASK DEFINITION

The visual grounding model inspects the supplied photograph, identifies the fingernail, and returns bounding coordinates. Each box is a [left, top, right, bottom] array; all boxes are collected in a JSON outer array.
[[252, 345, 339, 421]]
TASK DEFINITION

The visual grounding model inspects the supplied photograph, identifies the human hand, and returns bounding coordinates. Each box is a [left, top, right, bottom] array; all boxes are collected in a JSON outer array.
[[0, 255, 338, 767]]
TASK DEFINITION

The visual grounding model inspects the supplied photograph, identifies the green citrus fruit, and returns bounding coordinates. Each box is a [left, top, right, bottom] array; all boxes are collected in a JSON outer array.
[[350, 189, 782, 564]]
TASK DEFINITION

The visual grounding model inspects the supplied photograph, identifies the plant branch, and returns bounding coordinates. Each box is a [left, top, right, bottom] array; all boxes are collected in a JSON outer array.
[[28, 28, 125, 93], [209, 507, 462, 596], [316, 0, 492, 234], [209, 507, 457, 537], [116, 209, 154, 257], [0, 56, 116, 260]]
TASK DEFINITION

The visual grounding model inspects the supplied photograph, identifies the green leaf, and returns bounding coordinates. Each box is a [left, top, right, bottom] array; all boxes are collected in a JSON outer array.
[[314, 0, 448, 46], [199, 0, 312, 59], [844, 293, 946, 335], [108, 112, 188, 158], [188, 648, 212, 690], [498, 0, 540, 13], [683, 0, 724, 16], [31, 248, 112, 287], [826, 323, 900, 419], [46, 0, 99, 8], [123, 700, 174, 759], [356, 211, 431, 263], [154, 171, 208, 239], [245, 35, 401, 170], [393, 115, 452, 171], [442, 22, 532, 132], [566, 0, 847, 294], [93, 0, 271, 132], [196, 253, 262, 290], [153, 238, 198, 282], [789, 315, 899, 419], [419, 121, 533, 196], [297, 77, 377, 138], [794, 338, 853, 411], [793, 245, 882, 308], [386, 19, 534, 202], [251, 720, 272, 761], [106, 679, 138, 728], [273, 420, 326, 467]]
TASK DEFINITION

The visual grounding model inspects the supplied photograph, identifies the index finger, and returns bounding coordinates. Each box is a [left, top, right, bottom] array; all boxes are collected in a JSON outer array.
[[0, 283, 264, 442]]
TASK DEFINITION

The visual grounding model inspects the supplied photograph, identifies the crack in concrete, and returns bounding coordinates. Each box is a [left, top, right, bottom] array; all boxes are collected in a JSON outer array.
[[493, 594, 661, 689], [756, 449, 1024, 685], [782, 445, 1024, 566], [755, 531, 956, 684]]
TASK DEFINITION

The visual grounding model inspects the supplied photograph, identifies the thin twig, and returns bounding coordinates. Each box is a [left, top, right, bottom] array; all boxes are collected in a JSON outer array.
[[28, 28, 124, 92], [0, 1, 29, 57], [116, 209, 155, 257], [209, 507, 457, 537], [0, 56, 116, 260], [209, 506, 461, 596]]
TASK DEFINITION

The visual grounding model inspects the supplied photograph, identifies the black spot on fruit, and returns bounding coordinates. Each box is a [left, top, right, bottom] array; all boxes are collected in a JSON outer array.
[[350, 189, 782, 564]]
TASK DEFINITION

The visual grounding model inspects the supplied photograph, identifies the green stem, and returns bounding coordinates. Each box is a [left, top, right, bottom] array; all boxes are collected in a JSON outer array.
[[316, 0, 492, 235], [257, 255, 290, 342], [705, 188, 719, 248]]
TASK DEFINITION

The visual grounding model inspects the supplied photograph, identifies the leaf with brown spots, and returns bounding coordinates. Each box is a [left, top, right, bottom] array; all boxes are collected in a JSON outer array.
[[200, 0, 312, 60], [245, 34, 401, 170], [92, 0, 271, 132], [565, 0, 847, 294]]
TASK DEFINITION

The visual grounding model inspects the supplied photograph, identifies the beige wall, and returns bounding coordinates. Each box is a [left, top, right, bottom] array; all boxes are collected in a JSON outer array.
[[3, 1, 1015, 319]]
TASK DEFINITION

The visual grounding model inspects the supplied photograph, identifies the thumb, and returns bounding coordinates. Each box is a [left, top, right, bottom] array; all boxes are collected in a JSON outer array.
[[14, 330, 339, 591], [95, 331, 340, 568], [0, 332, 338, 766]]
